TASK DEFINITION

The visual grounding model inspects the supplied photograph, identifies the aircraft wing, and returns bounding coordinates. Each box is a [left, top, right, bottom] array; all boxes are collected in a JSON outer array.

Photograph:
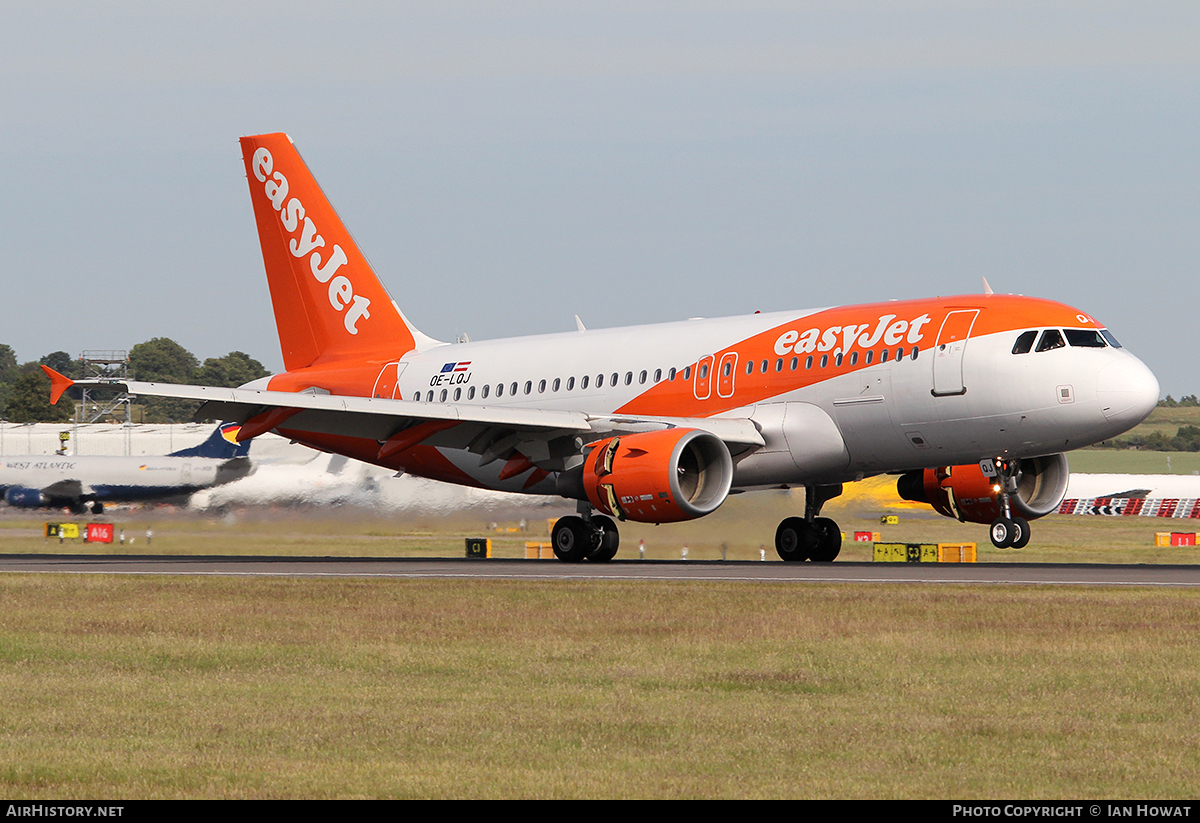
[[39, 479, 85, 500], [46, 370, 764, 471]]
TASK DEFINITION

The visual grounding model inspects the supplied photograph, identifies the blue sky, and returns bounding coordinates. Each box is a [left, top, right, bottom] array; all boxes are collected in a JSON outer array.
[[2, 2, 1197, 394]]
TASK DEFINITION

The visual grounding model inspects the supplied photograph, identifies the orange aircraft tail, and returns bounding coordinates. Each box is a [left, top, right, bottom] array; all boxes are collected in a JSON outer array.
[[240, 133, 427, 371]]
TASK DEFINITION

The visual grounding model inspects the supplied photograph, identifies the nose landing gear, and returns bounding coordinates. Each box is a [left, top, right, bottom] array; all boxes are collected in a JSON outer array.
[[989, 514, 1030, 549], [988, 458, 1031, 549]]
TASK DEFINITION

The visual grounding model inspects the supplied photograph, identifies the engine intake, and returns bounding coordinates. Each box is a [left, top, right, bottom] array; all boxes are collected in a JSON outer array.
[[897, 453, 1070, 524], [575, 428, 733, 523]]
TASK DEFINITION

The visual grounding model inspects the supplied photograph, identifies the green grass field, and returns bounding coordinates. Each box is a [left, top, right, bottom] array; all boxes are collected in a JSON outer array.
[[1, 574, 1197, 799], [4, 429, 1200, 799], [1067, 449, 1200, 475]]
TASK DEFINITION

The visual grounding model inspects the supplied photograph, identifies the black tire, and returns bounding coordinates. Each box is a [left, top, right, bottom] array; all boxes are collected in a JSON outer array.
[[552, 516, 592, 562], [990, 518, 1014, 549], [775, 517, 811, 561], [1010, 516, 1031, 549], [91, 502, 104, 515], [809, 517, 842, 562], [587, 514, 620, 562]]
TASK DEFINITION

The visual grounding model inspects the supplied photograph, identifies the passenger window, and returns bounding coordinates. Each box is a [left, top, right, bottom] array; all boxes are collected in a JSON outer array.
[[722, 362, 731, 377], [538, 379, 546, 393], [683, 366, 692, 380], [639, 370, 647, 384], [495, 384, 503, 397], [805, 355, 813, 369], [834, 353, 843, 367], [468, 386, 475, 400], [745, 361, 754, 376], [668, 368, 677, 381], [653, 369, 661, 382], [880, 349, 888, 363], [849, 352, 858, 366], [790, 357, 798, 371], [566, 377, 574, 391], [775, 358, 783, 372], [625, 372, 633, 385], [864, 350, 873, 365], [1036, 330, 1065, 352], [760, 360, 768, 374], [440, 389, 447, 402], [820, 354, 828, 368], [1012, 330, 1037, 354], [895, 348, 904, 361], [596, 374, 604, 388], [1065, 329, 1106, 348], [414, 391, 422, 401], [453, 388, 461, 401], [611, 373, 619, 386], [524, 381, 532, 395], [910, 347, 919, 360], [581, 375, 589, 390], [482, 385, 489, 399], [426, 390, 434, 402], [510, 382, 518, 396]]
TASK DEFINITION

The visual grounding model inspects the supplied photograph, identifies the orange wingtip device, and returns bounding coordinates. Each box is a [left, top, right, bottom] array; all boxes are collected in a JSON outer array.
[[40, 366, 74, 405]]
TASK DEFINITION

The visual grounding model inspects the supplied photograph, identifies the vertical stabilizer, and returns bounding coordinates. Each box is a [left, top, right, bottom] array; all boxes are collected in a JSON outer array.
[[170, 423, 252, 459], [240, 133, 424, 371]]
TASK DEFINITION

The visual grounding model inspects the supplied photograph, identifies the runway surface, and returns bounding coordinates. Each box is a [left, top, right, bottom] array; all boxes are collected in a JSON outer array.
[[2, 554, 1200, 586]]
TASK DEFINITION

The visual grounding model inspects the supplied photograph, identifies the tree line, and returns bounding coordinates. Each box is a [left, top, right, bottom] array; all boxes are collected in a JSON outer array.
[[0, 339, 269, 424]]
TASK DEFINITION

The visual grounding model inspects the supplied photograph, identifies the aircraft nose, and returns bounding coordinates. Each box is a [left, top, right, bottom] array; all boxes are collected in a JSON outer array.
[[1097, 355, 1159, 432]]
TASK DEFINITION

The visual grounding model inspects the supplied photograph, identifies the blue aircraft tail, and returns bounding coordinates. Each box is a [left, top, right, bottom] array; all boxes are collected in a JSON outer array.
[[169, 423, 252, 459]]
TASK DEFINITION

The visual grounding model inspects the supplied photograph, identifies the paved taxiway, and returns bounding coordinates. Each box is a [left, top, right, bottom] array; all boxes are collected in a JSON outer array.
[[2, 555, 1200, 586]]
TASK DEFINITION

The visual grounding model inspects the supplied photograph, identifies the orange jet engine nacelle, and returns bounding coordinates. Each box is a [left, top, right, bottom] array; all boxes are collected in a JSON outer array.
[[582, 428, 734, 523], [896, 454, 1070, 524]]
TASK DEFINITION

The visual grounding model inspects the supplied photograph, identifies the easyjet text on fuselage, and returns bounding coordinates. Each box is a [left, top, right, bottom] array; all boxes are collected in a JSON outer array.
[[773, 312, 933, 357]]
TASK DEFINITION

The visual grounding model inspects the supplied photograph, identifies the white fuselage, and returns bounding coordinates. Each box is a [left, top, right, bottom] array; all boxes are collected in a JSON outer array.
[[330, 299, 1158, 494]]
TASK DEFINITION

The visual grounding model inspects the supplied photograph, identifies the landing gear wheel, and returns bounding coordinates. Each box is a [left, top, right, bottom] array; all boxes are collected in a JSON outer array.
[[1010, 516, 1031, 549], [552, 515, 592, 563], [990, 517, 1015, 549], [775, 517, 812, 562], [91, 502, 104, 515], [587, 514, 620, 562], [809, 517, 842, 562]]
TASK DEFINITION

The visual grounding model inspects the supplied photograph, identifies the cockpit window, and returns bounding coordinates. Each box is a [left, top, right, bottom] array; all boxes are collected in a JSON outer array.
[[1012, 330, 1037, 354], [1065, 329, 1106, 348], [1100, 329, 1123, 349], [1035, 329, 1066, 352]]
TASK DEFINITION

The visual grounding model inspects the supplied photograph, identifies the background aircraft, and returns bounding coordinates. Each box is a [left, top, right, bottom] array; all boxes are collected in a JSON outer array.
[[1059, 473, 1200, 519], [44, 133, 1158, 557], [0, 422, 251, 514]]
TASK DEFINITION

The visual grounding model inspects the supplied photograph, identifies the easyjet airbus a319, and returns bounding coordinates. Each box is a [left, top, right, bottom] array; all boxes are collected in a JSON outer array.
[[44, 133, 1160, 560]]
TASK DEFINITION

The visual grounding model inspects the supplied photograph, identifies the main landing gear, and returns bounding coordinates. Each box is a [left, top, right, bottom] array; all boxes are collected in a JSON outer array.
[[775, 484, 844, 562], [551, 507, 619, 563], [988, 458, 1031, 549]]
